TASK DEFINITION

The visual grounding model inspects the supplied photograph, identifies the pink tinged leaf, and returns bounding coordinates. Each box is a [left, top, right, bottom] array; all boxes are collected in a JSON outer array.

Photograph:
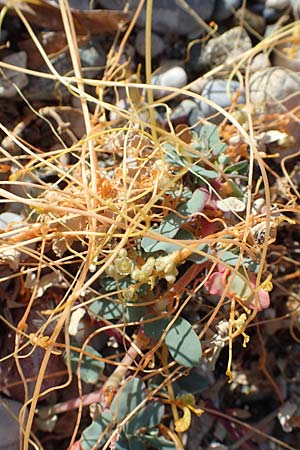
[[204, 265, 225, 295]]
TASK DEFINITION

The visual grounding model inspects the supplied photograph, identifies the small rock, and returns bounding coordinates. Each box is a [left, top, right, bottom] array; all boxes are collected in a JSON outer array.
[[197, 79, 245, 121], [0, 398, 27, 450], [213, 0, 242, 21], [273, 41, 300, 71], [22, 40, 105, 100], [201, 26, 252, 68], [79, 41, 106, 69], [151, 65, 187, 99], [291, 0, 300, 14], [250, 67, 300, 114], [97, 0, 216, 35], [265, 0, 289, 8], [188, 104, 205, 133], [0, 212, 24, 231], [235, 8, 265, 35], [0, 52, 28, 98], [189, 77, 209, 94], [171, 99, 198, 124], [262, 7, 282, 22], [135, 30, 164, 58], [249, 52, 271, 73]]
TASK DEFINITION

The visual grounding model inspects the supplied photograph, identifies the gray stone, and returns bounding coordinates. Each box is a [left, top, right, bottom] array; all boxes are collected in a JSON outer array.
[[135, 30, 164, 58], [0, 398, 27, 450], [201, 26, 252, 68], [250, 67, 300, 114], [291, 0, 300, 14], [151, 65, 188, 99], [262, 7, 282, 22], [0, 213, 24, 231], [199, 79, 245, 120], [235, 8, 265, 34], [273, 41, 300, 71], [171, 99, 198, 123], [265, 0, 289, 8], [79, 42, 106, 69], [22, 40, 105, 100], [213, 0, 242, 21], [97, 0, 216, 35], [249, 52, 271, 73], [188, 104, 205, 133], [0, 52, 28, 98]]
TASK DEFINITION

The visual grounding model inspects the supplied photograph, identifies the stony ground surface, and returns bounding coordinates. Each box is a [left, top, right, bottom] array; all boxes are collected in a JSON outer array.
[[1, 1, 300, 450]]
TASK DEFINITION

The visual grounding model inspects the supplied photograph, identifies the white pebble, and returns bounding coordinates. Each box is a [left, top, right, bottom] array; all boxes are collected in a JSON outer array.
[[151, 65, 187, 99]]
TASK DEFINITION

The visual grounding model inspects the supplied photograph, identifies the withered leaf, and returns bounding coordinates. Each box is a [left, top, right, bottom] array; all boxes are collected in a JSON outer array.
[[2, 0, 129, 34]]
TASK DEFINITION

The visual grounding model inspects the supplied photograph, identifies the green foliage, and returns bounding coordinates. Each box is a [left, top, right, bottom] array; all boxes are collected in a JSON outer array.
[[124, 401, 165, 435], [173, 369, 208, 396], [219, 250, 259, 272], [143, 316, 202, 367], [110, 377, 146, 420], [81, 410, 113, 450], [141, 187, 210, 259], [194, 123, 227, 156], [82, 378, 174, 450], [69, 345, 104, 384], [224, 160, 248, 174], [88, 297, 124, 320], [165, 317, 202, 367]]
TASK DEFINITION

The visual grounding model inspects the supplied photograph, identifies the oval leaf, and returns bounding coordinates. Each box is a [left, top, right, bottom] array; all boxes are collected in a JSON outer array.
[[111, 377, 146, 421], [165, 317, 202, 367], [81, 410, 113, 450], [69, 345, 104, 384]]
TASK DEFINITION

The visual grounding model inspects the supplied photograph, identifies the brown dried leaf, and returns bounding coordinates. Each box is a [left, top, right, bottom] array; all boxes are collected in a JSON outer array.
[[2, 0, 129, 34]]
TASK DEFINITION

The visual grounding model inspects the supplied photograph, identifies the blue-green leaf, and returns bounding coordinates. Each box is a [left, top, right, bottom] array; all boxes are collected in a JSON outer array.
[[81, 410, 113, 450], [141, 189, 209, 253], [125, 304, 146, 322], [224, 160, 248, 174], [190, 164, 218, 179], [69, 345, 104, 384], [188, 243, 209, 263], [88, 298, 123, 320], [143, 317, 202, 368], [196, 123, 227, 155], [173, 369, 208, 396], [125, 402, 165, 436], [165, 317, 202, 367], [111, 378, 146, 421], [143, 317, 170, 341], [220, 251, 259, 272]]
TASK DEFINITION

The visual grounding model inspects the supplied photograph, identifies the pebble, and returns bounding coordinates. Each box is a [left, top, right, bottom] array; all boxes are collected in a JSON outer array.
[[213, 0, 242, 21], [0, 398, 27, 450], [170, 99, 198, 124], [22, 40, 105, 100], [0, 52, 28, 98], [151, 65, 188, 99], [291, 0, 300, 14], [250, 67, 300, 114], [249, 52, 271, 73], [265, 0, 289, 8], [97, 0, 216, 35], [188, 104, 205, 133], [262, 7, 282, 22], [235, 8, 266, 35], [135, 30, 164, 58], [201, 26, 252, 68], [197, 79, 245, 121], [273, 41, 300, 71], [0, 212, 24, 230]]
